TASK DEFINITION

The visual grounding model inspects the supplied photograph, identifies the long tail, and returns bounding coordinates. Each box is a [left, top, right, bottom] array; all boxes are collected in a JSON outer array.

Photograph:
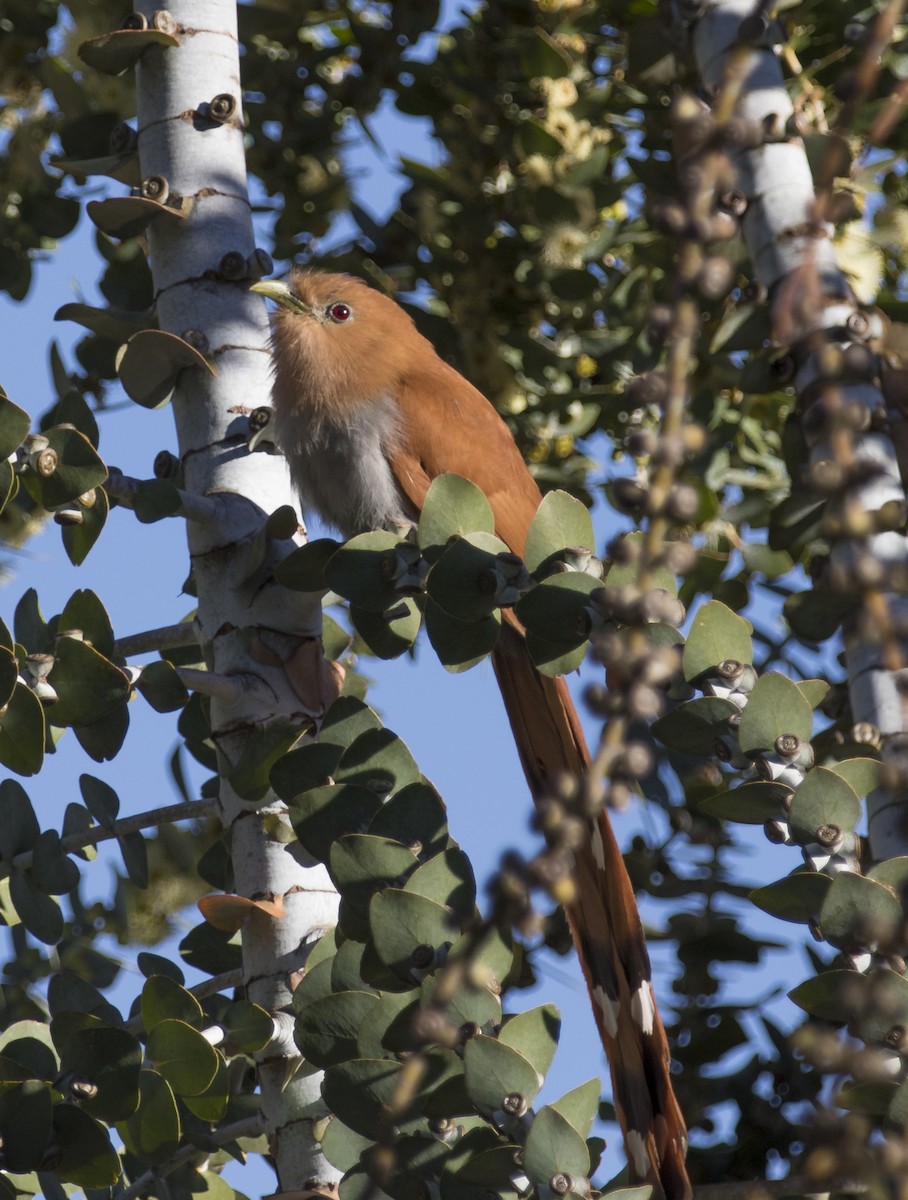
[[491, 621, 691, 1200]]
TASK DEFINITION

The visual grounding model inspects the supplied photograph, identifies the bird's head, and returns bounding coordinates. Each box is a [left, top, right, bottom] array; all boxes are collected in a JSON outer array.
[[252, 270, 418, 418]]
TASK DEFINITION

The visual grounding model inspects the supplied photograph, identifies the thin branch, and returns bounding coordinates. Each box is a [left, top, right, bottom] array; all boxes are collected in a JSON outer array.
[[0, 799, 214, 882], [115, 621, 201, 659], [123, 968, 245, 1036], [177, 666, 275, 704], [106, 469, 221, 524], [118, 1116, 265, 1200]]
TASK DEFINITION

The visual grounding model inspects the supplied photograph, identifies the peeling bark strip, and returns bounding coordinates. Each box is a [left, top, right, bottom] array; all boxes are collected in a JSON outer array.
[[677, 0, 908, 862]]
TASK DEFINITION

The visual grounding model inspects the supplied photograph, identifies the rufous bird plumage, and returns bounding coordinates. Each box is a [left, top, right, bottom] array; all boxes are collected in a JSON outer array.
[[254, 270, 690, 1200]]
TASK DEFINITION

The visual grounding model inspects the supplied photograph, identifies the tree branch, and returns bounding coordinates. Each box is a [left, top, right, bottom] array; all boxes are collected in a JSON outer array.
[[0, 799, 214, 883], [115, 621, 201, 659], [118, 1115, 265, 1200]]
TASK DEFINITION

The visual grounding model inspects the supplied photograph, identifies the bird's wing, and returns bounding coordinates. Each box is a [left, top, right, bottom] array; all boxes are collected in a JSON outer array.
[[387, 361, 542, 555], [387, 357, 691, 1200]]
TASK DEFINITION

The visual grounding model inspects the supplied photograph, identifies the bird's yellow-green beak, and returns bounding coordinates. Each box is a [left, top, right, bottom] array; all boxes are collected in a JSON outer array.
[[250, 279, 312, 315]]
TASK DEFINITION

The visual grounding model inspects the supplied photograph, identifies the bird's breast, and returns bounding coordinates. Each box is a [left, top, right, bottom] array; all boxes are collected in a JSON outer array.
[[274, 391, 410, 538]]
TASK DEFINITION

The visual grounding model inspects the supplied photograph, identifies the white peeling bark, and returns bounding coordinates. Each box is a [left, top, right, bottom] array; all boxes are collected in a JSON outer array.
[[687, 0, 908, 859], [132, 1, 340, 1188]]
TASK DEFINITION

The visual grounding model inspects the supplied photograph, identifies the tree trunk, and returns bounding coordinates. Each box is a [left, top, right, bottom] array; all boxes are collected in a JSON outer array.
[[132, 0, 341, 1186]]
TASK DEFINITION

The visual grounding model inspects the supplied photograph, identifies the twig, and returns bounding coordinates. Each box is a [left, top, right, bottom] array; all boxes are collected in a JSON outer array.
[[0, 799, 214, 883], [123, 968, 245, 1036], [115, 621, 201, 659], [118, 1116, 265, 1200]]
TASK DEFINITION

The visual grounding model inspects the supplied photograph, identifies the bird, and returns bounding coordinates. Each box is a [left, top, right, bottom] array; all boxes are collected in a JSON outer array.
[[252, 269, 691, 1200]]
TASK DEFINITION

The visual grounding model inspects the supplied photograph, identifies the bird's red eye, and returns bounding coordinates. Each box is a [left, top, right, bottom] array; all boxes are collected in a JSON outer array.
[[328, 302, 351, 323]]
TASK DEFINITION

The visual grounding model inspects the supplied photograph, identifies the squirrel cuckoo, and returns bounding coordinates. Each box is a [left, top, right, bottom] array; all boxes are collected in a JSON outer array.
[[252, 271, 690, 1200]]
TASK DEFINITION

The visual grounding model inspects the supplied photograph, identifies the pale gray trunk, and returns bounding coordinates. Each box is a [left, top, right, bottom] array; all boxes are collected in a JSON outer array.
[[133, 0, 340, 1187], [688, 0, 908, 860]]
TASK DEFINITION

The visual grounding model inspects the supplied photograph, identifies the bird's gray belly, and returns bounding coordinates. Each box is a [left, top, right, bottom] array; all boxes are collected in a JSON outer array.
[[276, 398, 408, 537]]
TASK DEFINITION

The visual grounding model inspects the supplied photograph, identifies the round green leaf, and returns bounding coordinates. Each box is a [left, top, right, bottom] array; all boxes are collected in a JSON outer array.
[[736, 673, 814, 756], [58, 589, 115, 658], [498, 1005, 560, 1081], [321, 1116, 373, 1174], [58, 1023, 142, 1122], [322, 1058, 404, 1139], [418, 474, 495, 550], [319, 697, 384, 749], [699, 781, 792, 824], [819, 873, 903, 952], [30, 830, 80, 895], [525, 630, 588, 677], [523, 490, 594, 576], [359, 990, 422, 1058], [325, 531, 413, 612], [424, 599, 500, 673], [828, 757, 881, 798], [292, 958, 334, 1012], [0, 646, 18, 712], [523, 1104, 590, 1188], [650, 696, 740, 757], [514, 573, 599, 645], [47, 637, 129, 728], [351, 597, 422, 659], [0, 1019, 58, 1077], [370, 889, 455, 980], [0, 682, 45, 776], [750, 871, 831, 924], [463, 1034, 541, 1116], [135, 659, 189, 712], [367, 782, 449, 857], [116, 329, 214, 409], [0, 1079, 52, 1171], [419, 978, 501, 1036], [146, 1018, 218, 1097], [335, 728, 421, 797], [405, 848, 475, 921], [117, 1068, 180, 1163], [549, 1078, 601, 1139], [275, 537, 341, 591], [0, 392, 30, 460], [182, 1056, 229, 1122], [797, 679, 829, 709], [291, 784, 384, 863], [682, 600, 753, 683], [221, 1000, 274, 1053], [178, 921, 243, 977], [330, 835, 419, 921], [784, 589, 852, 642], [787, 767, 862, 843], [0, 778, 40, 860], [9, 871, 63, 944], [295, 991, 381, 1068], [868, 856, 908, 890], [141, 975, 203, 1033], [427, 532, 513, 622], [78, 773, 119, 828], [853, 970, 908, 1044], [34, 426, 107, 509], [270, 741, 343, 802], [118, 829, 148, 888]]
